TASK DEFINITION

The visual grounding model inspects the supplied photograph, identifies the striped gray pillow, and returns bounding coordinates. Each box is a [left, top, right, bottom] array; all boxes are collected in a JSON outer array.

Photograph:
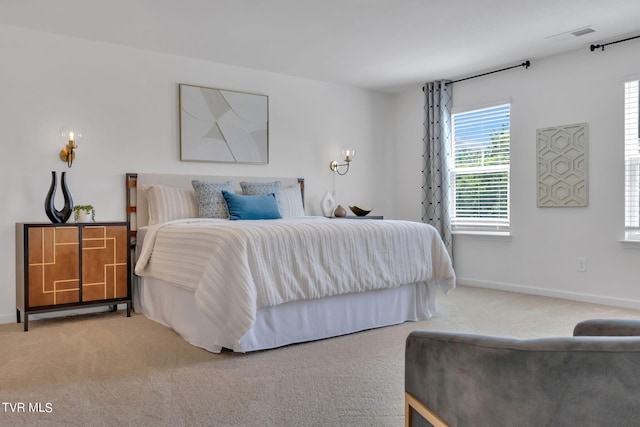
[[147, 184, 198, 225], [279, 186, 305, 217]]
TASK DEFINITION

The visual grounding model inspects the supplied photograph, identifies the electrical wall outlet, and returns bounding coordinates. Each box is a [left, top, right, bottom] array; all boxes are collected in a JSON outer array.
[[576, 257, 587, 272]]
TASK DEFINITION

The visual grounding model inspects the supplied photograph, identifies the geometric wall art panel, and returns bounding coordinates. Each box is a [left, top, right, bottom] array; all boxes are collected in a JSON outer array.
[[179, 83, 269, 164], [537, 122, 588, 207]]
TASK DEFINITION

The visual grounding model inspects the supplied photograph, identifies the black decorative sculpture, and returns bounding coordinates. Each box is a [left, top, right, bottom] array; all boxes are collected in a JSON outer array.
[[44, 171, 73, 223]]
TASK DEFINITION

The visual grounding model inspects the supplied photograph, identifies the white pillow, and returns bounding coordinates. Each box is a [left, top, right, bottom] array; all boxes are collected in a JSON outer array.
[[279, 185, 305, 217], [146, 184, 198, 225]]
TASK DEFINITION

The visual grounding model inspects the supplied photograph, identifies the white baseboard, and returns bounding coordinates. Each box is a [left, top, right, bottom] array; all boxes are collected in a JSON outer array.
[[457, 277, 640, 311], [0, 313, 17, 325]]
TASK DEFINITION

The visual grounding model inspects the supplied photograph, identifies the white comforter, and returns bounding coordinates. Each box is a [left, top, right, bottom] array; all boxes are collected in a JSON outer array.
[[135, 217, 455, 344]]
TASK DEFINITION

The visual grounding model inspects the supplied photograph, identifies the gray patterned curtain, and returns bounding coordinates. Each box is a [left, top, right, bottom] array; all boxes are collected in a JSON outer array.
[[422, 81, 453, 258]]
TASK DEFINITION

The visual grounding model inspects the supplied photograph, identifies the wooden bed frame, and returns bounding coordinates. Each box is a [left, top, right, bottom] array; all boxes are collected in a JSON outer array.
[[125, 172, 304, 246]]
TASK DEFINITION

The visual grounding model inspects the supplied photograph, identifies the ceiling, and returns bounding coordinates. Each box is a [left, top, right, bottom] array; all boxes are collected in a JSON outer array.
[[2, 0, 640, 93]]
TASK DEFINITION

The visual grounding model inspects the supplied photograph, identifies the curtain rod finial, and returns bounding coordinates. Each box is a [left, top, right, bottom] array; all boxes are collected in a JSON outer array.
[[523, 60, 531, 69]]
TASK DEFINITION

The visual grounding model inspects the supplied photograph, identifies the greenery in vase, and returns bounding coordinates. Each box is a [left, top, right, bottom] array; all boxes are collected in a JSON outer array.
[[73, 205, 96, 222]]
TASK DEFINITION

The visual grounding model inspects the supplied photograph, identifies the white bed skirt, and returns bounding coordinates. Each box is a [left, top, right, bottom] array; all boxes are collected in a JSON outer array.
[[133, 277, 440, 353]]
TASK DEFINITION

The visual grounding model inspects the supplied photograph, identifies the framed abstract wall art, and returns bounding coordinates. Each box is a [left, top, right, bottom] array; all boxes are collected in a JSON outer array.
[[179, 84, 269, 164]]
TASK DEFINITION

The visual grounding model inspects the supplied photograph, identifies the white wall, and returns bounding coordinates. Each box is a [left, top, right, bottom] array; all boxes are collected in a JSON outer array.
[[0, 25, 395, 323], [393, 42, 640, 308], [392, 88, 424, 222]]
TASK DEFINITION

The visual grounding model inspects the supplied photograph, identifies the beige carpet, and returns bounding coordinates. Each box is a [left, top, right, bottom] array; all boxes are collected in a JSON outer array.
[[2, 285, 640, 426]]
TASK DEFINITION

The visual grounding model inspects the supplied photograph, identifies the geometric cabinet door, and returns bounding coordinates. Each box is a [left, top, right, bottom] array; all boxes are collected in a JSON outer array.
[[26, 225, 80, 307], [81, 225, 128, 301]]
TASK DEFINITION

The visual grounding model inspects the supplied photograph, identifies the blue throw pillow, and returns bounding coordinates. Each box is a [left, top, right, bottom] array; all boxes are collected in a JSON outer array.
[[240, 181, 283, 213], [222, 190, 282, 220]]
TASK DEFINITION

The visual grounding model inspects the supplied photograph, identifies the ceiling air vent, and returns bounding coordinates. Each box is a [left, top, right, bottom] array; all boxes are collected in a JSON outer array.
[[571, 27, 595, 37], [546, 26, 595, 42]]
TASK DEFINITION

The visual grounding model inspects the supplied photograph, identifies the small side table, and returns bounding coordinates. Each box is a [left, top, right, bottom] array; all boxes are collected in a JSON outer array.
[[16, 222, 132, 331], [331, 216, 384, 220]]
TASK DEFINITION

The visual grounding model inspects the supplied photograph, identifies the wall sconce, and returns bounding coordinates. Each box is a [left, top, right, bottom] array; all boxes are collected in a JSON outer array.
[[329, 147, 356, 176], [59, 130, 82, 167]]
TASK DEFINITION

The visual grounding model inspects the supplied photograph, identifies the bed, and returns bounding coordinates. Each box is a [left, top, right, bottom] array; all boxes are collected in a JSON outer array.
[[126, 173, 455, 353]]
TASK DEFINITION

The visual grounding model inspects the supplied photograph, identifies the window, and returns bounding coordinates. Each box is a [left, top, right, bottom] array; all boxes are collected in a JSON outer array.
[[450, 104, 510, 234], [625, 80, 640, 241]]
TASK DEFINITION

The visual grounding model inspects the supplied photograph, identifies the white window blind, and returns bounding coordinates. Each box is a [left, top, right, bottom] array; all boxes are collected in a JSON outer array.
[[625, 80, 640, 240], [451, 104, 510, 233]]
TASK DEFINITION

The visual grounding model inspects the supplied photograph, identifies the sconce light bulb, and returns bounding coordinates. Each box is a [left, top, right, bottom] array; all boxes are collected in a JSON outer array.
[[342, 147, 355, 163], [61, 129, 82, 145], [330, 147, 355, 175], [59, 128, 82, 167]]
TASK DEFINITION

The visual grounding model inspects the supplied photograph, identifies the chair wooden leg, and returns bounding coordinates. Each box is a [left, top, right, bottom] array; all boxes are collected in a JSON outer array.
[[405, 392, 449, 427]]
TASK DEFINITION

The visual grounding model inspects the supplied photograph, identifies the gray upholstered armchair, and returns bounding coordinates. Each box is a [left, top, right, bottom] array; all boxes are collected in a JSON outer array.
[[405, 319, 640, 427]]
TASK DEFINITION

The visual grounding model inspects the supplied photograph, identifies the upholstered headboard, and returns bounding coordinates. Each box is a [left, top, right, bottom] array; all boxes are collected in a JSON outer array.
[[125, 173, 304, 243]]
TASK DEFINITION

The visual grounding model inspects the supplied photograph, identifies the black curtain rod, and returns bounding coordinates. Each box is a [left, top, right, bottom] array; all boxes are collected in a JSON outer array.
[[422, 60, 531, 91], [590, 33, 640, 52], [447, 60, 531, 85]]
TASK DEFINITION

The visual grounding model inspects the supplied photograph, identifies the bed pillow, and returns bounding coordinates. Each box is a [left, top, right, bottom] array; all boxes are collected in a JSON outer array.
[[222, 190, 282, 220], [192, 180, 234, 218], [240, 181, 283, 212], [279, 185, 305, 217], [146, 184, 199, 225]]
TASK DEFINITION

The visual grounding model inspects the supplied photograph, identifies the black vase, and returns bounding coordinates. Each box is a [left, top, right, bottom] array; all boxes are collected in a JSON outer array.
[[44, 171, 73, 223]]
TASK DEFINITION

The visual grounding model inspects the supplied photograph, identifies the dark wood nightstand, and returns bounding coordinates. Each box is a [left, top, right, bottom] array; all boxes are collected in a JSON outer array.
[[15, 222, 131, 331], [330, 216, 384, 220]]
